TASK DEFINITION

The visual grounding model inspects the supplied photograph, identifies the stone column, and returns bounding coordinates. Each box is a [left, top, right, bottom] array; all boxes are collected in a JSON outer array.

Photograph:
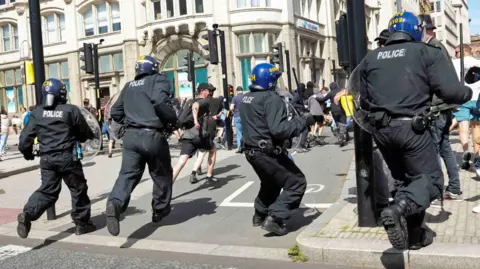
[[121, 0, 139, 82], [67, 52, 82, 105], [63, 0, 82, 105]]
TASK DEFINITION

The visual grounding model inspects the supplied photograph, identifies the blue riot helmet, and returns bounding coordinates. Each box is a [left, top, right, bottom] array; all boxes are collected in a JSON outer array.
[[388, 11, 423, 42], [135, 55, 159, 79], [42, 78, 67, 108], [249, 63, 282, 91]]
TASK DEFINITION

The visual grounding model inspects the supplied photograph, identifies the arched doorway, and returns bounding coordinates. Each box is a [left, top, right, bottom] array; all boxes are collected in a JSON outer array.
[[162, 49, 208, 98]]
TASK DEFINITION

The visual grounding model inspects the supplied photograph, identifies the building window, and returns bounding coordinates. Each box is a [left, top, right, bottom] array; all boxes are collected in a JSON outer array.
[[166, 0, 174, 17], [153, 0, 162, 19], [435, 1, 440, 12], [179, 0, 187, 15], [237, 32, 278, 55], [195, 0, 204, 13], [236, 0, 271, 8], [162, 50, 208, 98], [0, 69, 23, 113], [0, 0, 15, 5], [98, 53, 124, 73], [82, 1, 121, 37], [45, 61, 70, 96], [1, 23, 18, 52], [42, 13, 66, 44]]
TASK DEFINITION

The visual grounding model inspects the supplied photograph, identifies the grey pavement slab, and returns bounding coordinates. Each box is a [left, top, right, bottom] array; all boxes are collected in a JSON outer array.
[[0, 235, 373, 269], [297, 134, 480, 269], [50, 140, 354, 249]]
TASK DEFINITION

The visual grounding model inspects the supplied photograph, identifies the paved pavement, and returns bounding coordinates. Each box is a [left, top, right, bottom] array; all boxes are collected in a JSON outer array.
[[0, 128, 355, 263], [297, 134, 480, 269], [0, 235, 372, 269]]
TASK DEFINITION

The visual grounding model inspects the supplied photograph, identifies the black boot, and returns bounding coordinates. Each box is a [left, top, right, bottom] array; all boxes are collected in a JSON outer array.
[[261, 216, 288, 236], [152, 207, 171, 223], [380, 200, 409, 250], [75, 221, 96, 235], [17, 212, 32, 239], [106, 202, 120, 236], [252, 213, 266, 227]]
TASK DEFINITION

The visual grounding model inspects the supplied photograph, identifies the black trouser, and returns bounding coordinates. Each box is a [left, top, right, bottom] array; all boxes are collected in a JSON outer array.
[[373, 147, 396, 206], [373, 120, 443, 213], [23, 151, 91, 225], [332, 110, 349, 141], [245, 150, 307, 220], [108, 128, 173, 215]]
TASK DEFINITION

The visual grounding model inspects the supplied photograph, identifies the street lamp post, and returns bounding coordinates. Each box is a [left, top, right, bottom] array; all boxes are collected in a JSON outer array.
[[453, 4, 464, 83]]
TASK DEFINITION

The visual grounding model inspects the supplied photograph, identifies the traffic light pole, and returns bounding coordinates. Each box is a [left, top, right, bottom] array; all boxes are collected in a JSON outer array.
[[29, 0, 46, 106], [29, 0, 56, 221], [93, 44, 101, 119], [218, 29, 233, 150], [191, 53, 196, 98], [347, 0, 377, 227], [285, 50, 293, 92]]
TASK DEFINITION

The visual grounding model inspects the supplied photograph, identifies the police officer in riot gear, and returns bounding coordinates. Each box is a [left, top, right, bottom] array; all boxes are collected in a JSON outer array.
[[17, 78, 96, 238], [106, 55, 178, 236], [239, 63, 310, 236], [354, 12, 472, 250]]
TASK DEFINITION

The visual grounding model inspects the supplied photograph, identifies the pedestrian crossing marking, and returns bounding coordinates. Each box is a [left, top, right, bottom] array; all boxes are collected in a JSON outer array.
[[0, 245, 31, 261]]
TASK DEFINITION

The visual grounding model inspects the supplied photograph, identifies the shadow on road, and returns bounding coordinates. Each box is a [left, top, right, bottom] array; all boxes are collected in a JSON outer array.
[[262, 207, 322, 237], [380, 248, 406, 269], [31, 206, 145, 251], [119, 197, 217, 249], [82, 161, 96, 168], [55, 177, 150, 219], [173, 174, 245, 200], [425, 210, 451, 224]]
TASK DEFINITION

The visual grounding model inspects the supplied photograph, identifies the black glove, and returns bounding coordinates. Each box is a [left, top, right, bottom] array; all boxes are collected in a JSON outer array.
[[23, 152, 35, 161]]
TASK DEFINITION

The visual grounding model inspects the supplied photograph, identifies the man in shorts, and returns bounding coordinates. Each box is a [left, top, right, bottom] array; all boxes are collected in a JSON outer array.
[[172, 83, 218, 184]]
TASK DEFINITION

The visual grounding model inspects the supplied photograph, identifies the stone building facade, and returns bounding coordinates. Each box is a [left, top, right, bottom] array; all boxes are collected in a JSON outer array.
[[0, 0, 424, 114]]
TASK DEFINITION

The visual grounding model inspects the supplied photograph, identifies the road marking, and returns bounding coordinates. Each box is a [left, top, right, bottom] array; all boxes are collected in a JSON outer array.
[[305, 184, 325, 193], [219, 181, 256, 207], [219, 181, 332, 209], [0, 245, 32, 261]]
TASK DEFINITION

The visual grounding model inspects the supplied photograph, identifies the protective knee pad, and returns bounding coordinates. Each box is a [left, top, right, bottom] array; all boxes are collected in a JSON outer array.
[[394, 195, 423, 216]]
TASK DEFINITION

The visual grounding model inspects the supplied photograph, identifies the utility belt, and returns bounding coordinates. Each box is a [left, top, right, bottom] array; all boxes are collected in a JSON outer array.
[[127, 126, 165, 135], [368, 111, 434, 132], [243, 140, 286, 156]]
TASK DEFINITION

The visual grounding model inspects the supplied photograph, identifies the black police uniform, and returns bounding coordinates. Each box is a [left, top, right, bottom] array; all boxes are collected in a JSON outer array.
[[106, 73, 178, 236], [18, 104, 95, 235], [239, 90, 307, 236], [356, 32, 472, 249], [180, 98, 215, 157]]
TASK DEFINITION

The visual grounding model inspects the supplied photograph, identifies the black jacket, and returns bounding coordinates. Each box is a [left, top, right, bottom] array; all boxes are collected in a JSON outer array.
[[356, 41, 472, 117], [239, 90, 306, 148], [111, 73, 177, 130], [19, 104, 94, 155]]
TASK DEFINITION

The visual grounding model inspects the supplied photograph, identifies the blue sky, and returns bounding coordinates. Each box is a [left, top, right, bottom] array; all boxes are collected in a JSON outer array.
[[471, 1, 480, 34]]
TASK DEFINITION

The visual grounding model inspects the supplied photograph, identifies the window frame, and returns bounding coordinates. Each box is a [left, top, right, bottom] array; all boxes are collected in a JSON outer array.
[[237, 32, 278, 55], [0, 23, 19, 53], [236, 0, 271, 8], [82, 1, 122, 37], [96, 52, 124, 74], [0, 68, 24, 113], [42, 12, 66, 44]]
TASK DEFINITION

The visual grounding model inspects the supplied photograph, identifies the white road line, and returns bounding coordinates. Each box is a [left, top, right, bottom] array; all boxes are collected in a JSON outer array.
[[0, 245, 32, 261], [219, 202, 333, 209], [219, 181, 255, 207]]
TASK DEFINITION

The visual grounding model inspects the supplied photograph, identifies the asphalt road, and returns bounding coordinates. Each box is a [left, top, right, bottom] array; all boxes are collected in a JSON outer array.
[[0, 235, 372, 269], [52, 131, 354, 249]]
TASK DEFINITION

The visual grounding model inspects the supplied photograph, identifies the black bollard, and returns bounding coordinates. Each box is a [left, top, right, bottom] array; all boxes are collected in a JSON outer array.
[[346, 0, 377, 227], [30, 0, 56, 221]]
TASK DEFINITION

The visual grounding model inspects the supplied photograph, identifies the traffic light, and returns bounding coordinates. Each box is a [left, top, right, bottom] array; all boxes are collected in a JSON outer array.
[[79, 43, 94, 74], [335, 14, 350, 67], [181, 52, 195, 82], [201, 30, 219, 65], [271, 43, 284, 72], [228, 85, 234, 97]]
